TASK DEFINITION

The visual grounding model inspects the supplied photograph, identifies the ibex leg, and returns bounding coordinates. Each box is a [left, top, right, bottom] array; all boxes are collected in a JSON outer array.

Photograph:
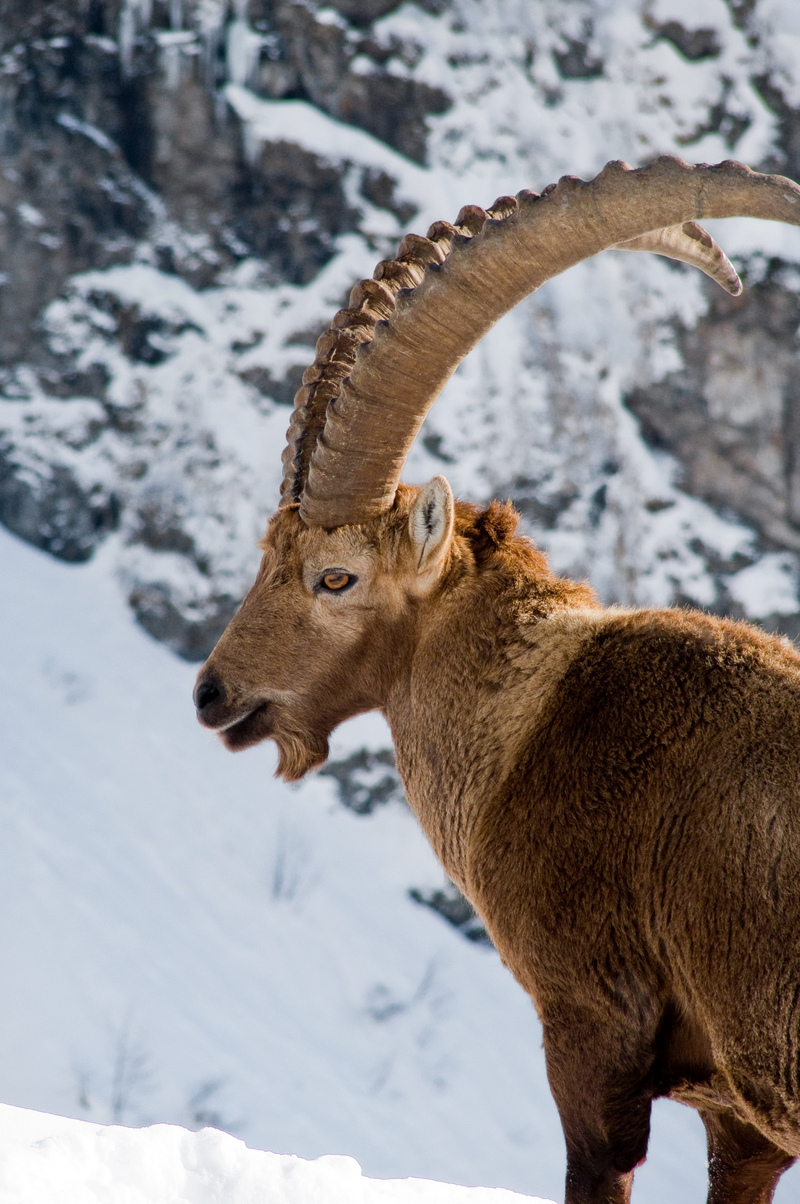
[[701, 1108, 795, 1204], [543, 1023, 653, 1204]]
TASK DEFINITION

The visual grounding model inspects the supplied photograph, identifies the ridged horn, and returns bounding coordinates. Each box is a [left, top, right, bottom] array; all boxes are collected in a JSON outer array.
[[613, 220, 742, 295], [280, 157, 800, 528]]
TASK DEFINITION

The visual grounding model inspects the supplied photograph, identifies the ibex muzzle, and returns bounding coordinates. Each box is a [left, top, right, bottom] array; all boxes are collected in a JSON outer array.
[[196, 158, 800, 1204]]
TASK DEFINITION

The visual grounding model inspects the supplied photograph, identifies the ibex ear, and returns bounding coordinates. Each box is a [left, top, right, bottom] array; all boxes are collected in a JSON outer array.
[[409, 475, 454, 586]]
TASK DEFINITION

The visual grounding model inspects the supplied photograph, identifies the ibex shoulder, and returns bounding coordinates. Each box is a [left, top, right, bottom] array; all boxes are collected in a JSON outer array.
[[511, 602, 800, 749]]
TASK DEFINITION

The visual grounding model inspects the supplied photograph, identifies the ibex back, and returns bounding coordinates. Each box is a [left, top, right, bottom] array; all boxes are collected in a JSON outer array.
[[195, 158, 800, 1204]]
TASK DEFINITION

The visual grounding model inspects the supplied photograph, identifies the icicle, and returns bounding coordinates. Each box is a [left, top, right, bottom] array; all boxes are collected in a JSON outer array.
[[118, 4, 135, 76], [162, 40, 180, 89], [195, 0, 229, 89], [226, 19, 263, 88], [118, 0, 154, 77], [155, 31, 197, 90], [241, 117, 261, 165]]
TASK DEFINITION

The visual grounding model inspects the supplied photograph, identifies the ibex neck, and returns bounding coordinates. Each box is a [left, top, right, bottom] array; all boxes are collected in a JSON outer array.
[[385, 575, 595, 892]]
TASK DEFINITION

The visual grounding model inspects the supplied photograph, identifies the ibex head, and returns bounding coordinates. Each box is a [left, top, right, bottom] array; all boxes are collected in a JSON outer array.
[[194, 477, 457, 778], [194, 157, 800, 777]]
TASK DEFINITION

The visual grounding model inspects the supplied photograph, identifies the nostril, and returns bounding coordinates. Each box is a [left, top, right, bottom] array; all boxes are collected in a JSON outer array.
[[194, 676, 224, 712]]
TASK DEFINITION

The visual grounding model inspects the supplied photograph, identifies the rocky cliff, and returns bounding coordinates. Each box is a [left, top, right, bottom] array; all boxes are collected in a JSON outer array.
[[2, 0, 800, 657]]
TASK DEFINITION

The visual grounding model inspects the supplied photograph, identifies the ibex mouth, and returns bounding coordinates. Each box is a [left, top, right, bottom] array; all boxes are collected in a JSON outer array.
[[219, 702, 274, 751]]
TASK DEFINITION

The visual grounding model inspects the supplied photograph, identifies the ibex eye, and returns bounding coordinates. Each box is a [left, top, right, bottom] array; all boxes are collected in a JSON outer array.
[[321, 571, 354, 591]]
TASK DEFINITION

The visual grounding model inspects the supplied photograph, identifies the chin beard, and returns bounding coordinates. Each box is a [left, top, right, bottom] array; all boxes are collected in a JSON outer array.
[[275, 729, 329, 782]]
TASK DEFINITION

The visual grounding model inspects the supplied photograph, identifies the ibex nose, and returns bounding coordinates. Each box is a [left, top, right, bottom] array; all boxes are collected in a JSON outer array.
[[194, 672, 225, 714]]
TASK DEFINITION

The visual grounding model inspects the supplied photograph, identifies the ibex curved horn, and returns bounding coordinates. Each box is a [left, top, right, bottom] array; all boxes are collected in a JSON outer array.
[[281, 156, 800, 528]]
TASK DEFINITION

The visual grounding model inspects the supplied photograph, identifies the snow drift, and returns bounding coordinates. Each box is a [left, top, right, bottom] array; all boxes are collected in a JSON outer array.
[[0, 1103, 550, 1204]]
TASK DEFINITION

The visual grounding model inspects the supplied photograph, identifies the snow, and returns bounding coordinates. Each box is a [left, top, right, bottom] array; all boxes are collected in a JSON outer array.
[[725, 552, 800, 617], [0, 1105, 548, 1204], [223, 85, 438, 216], [56, 113, 119, 155], [16, 203, 46, 229]]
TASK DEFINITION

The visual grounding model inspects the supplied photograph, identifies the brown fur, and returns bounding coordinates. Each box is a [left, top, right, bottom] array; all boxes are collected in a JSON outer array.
[[196, 489, 800, 1204]]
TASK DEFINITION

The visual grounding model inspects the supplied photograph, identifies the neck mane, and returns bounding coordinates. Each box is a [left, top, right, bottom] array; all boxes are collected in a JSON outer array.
[[385, 500, 597, 887]]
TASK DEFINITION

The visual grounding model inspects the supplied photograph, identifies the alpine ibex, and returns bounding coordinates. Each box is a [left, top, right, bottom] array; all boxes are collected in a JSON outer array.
[[195, 158, 800, 1204]]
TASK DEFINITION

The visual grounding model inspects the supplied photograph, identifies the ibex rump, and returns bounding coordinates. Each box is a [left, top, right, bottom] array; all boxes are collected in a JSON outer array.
[[195, 158, 800, 1204]]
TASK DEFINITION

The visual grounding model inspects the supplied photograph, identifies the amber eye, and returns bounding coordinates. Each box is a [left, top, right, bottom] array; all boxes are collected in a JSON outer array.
[[321, 571, 353, 592]]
